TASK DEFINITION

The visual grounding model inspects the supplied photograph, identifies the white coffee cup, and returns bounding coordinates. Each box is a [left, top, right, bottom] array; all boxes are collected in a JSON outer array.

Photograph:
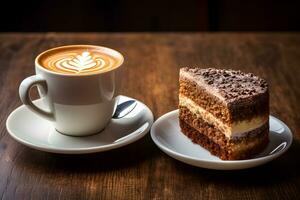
[[19, 45, 124, 136]]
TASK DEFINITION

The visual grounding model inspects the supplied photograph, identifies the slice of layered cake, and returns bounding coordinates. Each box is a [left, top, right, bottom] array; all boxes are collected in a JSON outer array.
[[179, 68, 269, 160]]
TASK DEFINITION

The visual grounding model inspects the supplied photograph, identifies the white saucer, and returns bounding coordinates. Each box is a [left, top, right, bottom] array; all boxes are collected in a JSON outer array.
[[151, 110, 293, 170], [6, 95, 153, 154]]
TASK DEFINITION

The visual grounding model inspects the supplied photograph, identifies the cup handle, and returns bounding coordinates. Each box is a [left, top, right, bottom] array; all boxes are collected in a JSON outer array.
[[19, 75, 54, 121]]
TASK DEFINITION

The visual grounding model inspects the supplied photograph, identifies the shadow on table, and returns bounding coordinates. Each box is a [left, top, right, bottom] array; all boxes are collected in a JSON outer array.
[[15, 134, 159, 173], [172, 139, 300, 187], [12, 133, 300, 187]]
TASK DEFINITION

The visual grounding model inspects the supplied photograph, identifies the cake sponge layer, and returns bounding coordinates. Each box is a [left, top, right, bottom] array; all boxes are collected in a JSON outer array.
[[179, 95, 268, 138], [180, 120, 269, 160], [179, 105, 269, 160]]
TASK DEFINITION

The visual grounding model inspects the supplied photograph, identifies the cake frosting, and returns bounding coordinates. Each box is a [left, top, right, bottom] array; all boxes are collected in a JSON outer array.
[[180, 67, 268, 103]]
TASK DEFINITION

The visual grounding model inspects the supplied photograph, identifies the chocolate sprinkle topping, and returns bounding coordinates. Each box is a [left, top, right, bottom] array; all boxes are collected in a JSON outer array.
[[181, 67, 268, 102]]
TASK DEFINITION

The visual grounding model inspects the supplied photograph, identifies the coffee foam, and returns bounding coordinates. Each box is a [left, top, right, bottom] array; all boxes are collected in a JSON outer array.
[[38, 46, 123, 75]]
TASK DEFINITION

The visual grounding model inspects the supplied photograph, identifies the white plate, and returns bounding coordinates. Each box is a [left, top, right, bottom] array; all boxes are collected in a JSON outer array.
[[6, 95, 153, 154], [151, 110, 293, 170]]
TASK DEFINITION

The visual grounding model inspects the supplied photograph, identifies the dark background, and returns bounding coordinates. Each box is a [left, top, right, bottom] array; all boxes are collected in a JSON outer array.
[[0, 0, 299, 32]]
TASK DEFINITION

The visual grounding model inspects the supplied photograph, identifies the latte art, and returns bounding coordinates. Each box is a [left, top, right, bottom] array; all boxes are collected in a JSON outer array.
[[51, 51, 110, 73], [57, 52, 99, 71], [38, 45, 123, 75]]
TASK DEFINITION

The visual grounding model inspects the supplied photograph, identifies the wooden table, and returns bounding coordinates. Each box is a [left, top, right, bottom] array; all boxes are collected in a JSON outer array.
[[0, 33, 299, 200]]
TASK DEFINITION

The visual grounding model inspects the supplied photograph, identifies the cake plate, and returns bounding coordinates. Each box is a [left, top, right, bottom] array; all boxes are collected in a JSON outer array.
[[151, 110, 293, 170]]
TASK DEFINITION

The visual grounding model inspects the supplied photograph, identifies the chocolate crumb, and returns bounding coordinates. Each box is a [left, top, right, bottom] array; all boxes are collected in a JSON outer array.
[[180, 67, 268, 102]]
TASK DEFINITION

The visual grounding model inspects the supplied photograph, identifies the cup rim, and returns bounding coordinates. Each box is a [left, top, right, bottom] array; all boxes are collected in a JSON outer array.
[[35, 45, 124, 77]]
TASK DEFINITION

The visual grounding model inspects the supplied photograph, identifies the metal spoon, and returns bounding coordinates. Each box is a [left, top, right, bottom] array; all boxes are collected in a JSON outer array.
[[112, 100, 137, 119]]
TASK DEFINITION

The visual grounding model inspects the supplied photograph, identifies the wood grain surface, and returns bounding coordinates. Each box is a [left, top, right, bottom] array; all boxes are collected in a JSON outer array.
[[0, 33, 299, 200]]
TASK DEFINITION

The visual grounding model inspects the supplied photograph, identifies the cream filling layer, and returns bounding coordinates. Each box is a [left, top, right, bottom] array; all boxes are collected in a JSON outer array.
[[179, 95, 268, 138]]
